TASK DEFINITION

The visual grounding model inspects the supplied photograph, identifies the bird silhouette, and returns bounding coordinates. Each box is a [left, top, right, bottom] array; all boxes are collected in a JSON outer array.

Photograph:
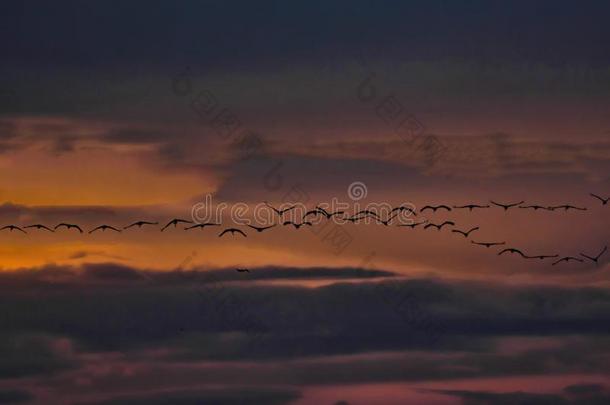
[[283, 221, 313, 229], [424, 221, 455, 231], [303, 209, 325, 219], [314, 206, 345, 218], [552, 256, 584, 266], [453, 204, 490, 211], [524, 254, 559, 260], [264, 202, 296, 216], [345, 216, 365, 223], [374, 213, 400, 226], [0, 225, 27, 234], [451, 226, 480, 238], [55, 223, 83, 233], [247, 224, 276, 232], [498, 248, 527, 258], [23, 224, 55, 232], [218, 228, 247, 237], [390, 205, 417, 216], [124, 221, 159, 229], [236, 268, 250, 273], [161, 218, 193, 232], [352, 210, 381, 219], [590, 193, 609, 205], [491, 200, 525, 211], [397, 220, 428, 229], [471, 241, 506, 248], [89, 225, 122, 234], [548, 204, 587, 212], [518, 205, 552, 211], [421, 205, 452, 213], [184, 223, 221, 231], [580, 246, 607, 264]]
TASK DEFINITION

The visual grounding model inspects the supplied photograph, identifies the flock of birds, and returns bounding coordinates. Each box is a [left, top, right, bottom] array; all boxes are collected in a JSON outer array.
[[1, 193, 608, 267]]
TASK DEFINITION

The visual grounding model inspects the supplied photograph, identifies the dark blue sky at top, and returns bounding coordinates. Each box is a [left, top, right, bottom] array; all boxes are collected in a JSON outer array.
[[1, 0, 610, 72]]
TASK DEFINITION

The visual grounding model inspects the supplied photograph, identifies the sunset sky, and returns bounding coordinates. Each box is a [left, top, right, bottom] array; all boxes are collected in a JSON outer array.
[[1, 1, 610, 404]]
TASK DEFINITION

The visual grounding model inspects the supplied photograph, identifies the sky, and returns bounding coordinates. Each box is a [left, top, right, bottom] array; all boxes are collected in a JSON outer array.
[[1, 1, 610, 404]]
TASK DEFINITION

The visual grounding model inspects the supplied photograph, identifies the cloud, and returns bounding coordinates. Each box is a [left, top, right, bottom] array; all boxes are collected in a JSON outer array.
[[76, 387, 301, 405], [429, 383, 610, 405], [0, 389, 33, 404], [1, 264, 610, 358], [0, 334, 78, 379]]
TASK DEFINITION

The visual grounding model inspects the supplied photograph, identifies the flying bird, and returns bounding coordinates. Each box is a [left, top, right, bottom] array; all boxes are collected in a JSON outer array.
[[390, 205, 417, 216], [264, 202, 296, 216], [421, 205, 452, 213], [314, 206, 345, 218], [490, 200, 525, 211], [184, 223, 221, 230], [375, 213, 400, 226], [23, 224, 55, 232], [524, 254, 559, 260], [124, 221, 159, 229], [552, 256, 584, 266], [247, 224, 276, 233], [590, 193, 609, 205], [451, 226, 480, 238], [352, 210, 381, 219], [54, 223, 84, 233], [161, 218, 193, 232], [453, 204, 490, 211], [548, 204, 587, 212], [471, 241, 506, 248], [498, 248, 527, 258], [580, 246, 608, 264], [397, 220, 428, 229], [218, 228, 247, 238], [89, 225, 122, 234], [283, 221, 313, 229], [303, 209, 325, 219], [518, 205, 551, 211], [236, 268, 250, 273], [424, 221, 455, 231], [0, 225, 27, 234]]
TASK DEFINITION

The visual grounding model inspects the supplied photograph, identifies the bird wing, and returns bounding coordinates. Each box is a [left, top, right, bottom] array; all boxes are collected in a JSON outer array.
[[514, 249, 526, 257], [552, 258, 564, 265], [160, 221, 174, 231], [580, 253, 595, 261]]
